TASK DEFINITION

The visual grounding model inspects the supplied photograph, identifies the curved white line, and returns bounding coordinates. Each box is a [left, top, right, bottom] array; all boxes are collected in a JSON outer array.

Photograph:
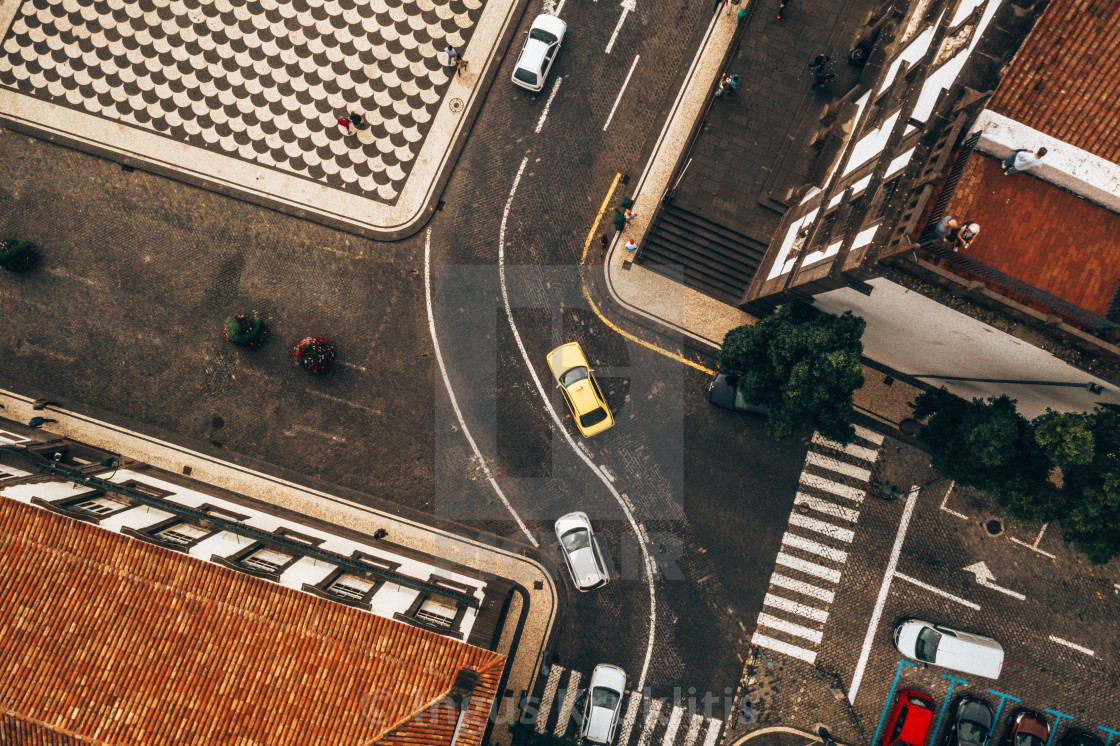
[[498, 157, 658, 693], [424, 228, 539, 548]]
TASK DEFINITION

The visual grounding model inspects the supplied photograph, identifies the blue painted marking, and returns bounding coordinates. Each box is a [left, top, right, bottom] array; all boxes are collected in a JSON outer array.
[[985, 690, 1022, 746], [929, 675, 970, 746], [872, 660, 917, 746], [1097, 727, 1120, 746], [1044, 709, 1075, 746]]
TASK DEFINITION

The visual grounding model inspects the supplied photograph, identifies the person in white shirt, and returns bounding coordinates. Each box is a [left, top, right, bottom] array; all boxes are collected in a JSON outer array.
[[1003, 147, 1047, 175]]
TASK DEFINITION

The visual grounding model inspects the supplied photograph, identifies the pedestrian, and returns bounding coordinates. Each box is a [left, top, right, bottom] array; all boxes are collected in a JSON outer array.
[[454, 56, 468, 76], [932, 214, 959, 241], [1003, 147, 1047, 175], [715, 73, 739, 98], [337, 115, 359, 135], [808, 54, 830, 73], [813, 71, 836, 88], [624, 238, 638, 253], [623, 208, 636, 223], [948, 221, 979, 251], [28, 416, 58, 428], [846, 46, 867, 66], [777, 0, 791, 18], [444, 45, 460, 67]]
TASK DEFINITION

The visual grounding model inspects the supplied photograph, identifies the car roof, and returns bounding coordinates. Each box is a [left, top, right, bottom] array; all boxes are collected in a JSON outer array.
[[530, 13, 567, 37], [584, 665, 625, 743], [567, 379, 601, 414], [517, 38, 548, 72], [896, 692, 935, 745]]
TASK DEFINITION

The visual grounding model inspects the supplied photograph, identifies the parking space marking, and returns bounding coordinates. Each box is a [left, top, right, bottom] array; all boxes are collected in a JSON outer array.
[[1097, 727, 1120, 746], [769, 573, 836, 603], [984, 690, 1022, 746], [812, 433, 880, 462], [781, 532, 849, 563], [787, 513, 856, 542], [775, 552, 842, 583], [1044, 710, 1075, 746], [755, 613, 824, 644], [871, 660, 917, 746], [662, 705, 685, 746], [749, 633, 817, 664], [800, 473, 866, 502], [701, 718, 724, 746], [939, 481, 968, 521], [1009, 523, 1057, 559], [930, 675, 971, 746], [618, 691, 645, 746], [1049, 635, 1095, 656], [894, 572, 981, 610], [853, 424, 885, 444], [763, 593, 829, 623], [806, 452, 872, 482], [681, 713, 705, 746], [794, 493, 860, 522], [537, 664, 564, 732], [637, 699, 663, 746], [554, 670, 582, 736]]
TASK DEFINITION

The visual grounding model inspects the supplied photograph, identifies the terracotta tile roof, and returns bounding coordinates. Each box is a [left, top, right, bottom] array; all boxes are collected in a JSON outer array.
[[987, 0, 1120, 164], [0, 499, 505, 746], [942, 153, 1120, 316]]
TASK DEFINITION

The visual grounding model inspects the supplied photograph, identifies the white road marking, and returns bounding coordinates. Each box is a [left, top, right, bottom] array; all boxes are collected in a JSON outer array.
[[498, 158, 657, 694], [604, 0, 636, 54], [853, 424, 885, 444], [701, 718, 723, 746], [619, 692, 644, 746], [849, 486, 919, 703], [682, 713, 705, 746], [769, 572, 836, 603], [806, 452, 871, 482], [1049, 636, 1094, 656], [794, 493, 860, 522], [800, 472, 865, 502], [756, 612, 823, 644], [939, 481, 968, 520], [781, 532, 848, 563], [637, 699, 664, 746], [751, 632, 817, 664], [894, 572, 980, 610], [962, 561, 1026, 600], [1009, 522, 1056, 558], [599, 464, 616, 482], [555, 670, 582, 736], [535, 76, 563, 134], [775, 552, 842, 583], [424, 229, 536, 547], [763, 592, 829, 623], [536, 665, 564, 733], [604, 54, 640, 131], [662, 705, 684, 746], [555, 0, 567, 14], [787, 512, 855, 542], [812, 433, 879, 462]]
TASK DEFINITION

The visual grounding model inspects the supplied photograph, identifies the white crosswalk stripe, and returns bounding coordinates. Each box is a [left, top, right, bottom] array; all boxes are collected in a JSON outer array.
[[618, 691, 645, 746], [806, 451, 871, 481], [781, 532, 848, 563], [701, 718, 723, 746], [775, 552, 842, 583], [763, 592, 829, 622], [662, 705, 685, 746], [751, 631, 818, 663], [787, 512, 855, 542], [554, 670, 582, 736], [800, 472, 865, 502], [536, 664, 563, 733], [637, 699, 663, 746], [756, 612, 823, 644], [812, 432, 880, 462], [769, 572, 835, 603], [794, 493, 860, 522], [854, 424, 885, 444], [682, 713, 705, 746]]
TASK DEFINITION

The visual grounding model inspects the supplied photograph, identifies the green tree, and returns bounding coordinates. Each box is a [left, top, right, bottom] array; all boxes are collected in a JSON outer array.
[[719, 302, 865, 443], [911, 389, 1051, 518]]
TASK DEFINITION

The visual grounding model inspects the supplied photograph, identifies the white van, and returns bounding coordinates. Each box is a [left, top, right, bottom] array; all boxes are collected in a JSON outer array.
[[893, 619, 1004, 679]]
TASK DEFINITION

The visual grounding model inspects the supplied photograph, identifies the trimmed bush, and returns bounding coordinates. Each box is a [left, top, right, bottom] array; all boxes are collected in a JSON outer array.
[[224, 312, 266, 348], [293, 336, 336, 374], [0, 238, 36, 271]]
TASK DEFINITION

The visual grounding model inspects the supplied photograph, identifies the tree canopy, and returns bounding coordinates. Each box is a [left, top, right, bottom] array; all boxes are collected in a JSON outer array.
[[719, 302, 865, 443]]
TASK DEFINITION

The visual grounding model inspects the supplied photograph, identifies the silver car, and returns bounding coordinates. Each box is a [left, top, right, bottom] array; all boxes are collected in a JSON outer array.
[[554, 511, 609, 591], [581, 664, 626, 743]]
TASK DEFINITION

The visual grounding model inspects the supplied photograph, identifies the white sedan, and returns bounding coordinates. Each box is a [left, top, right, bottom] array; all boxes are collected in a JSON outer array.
[[511, 14, 566, 92], [581, 664, 626, 744], [554, 511, 610, 591]]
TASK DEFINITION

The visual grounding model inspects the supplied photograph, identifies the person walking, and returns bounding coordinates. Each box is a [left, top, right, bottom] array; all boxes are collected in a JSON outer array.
[[813, 70, 836, 88], [1003, 147, 1047, 175], [932, 214, 959, 241], [777, 0, 791, 18], [28, 416, 58, 428], [624, 238, 638, 253], [946, 220, 980, 251], [808, 54, 830, 73], [444, 45, 460, 67], [337, 112, 364, 135], [715, 73, 739, 97]]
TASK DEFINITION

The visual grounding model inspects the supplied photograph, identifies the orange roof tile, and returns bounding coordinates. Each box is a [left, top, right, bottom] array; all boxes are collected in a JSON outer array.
[[987, 0, 1120, 164], [0, 499, 505, 746]]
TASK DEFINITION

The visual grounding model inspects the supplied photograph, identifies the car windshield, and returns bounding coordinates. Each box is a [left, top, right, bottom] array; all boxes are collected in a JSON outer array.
[[561, 366, 589, 387], [514, 68, 538, 84], [959, 722, 988, 744], [530, 28, 558, 43], [915, 627, 941, 662], [580, 408, 608, 427], [561, 528, 591, 552], [591, 687, 620, 710], [1016, 736, 1045, 746]]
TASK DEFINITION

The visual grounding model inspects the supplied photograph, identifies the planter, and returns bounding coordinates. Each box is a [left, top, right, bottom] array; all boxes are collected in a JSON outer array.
[[0, 239, 37, 271], [293, 336, 336, 374], [224, 312, 267, 348]]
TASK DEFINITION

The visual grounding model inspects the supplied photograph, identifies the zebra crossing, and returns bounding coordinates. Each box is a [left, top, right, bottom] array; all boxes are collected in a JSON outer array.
[[750, 425, 885, 665], [532, 665, 723, 746]]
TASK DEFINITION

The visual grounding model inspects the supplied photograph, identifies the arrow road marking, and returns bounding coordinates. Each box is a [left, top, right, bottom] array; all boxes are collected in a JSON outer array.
[[605, 0, 636, 54], [962, 561, 1025, 600]]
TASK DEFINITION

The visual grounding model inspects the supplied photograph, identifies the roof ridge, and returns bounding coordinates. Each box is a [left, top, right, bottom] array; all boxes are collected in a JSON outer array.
[[1, 708, 107, 745]]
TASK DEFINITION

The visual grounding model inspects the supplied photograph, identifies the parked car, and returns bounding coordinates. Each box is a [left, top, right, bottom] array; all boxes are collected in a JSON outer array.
[[1004, 710, 1049, 746], [706, 373, 770, 417], [546, 342, 615, 437], [511, 14, 566, 92], [554, 511, 610, 591], [581, 664, 626, 744], [1061, 731, 1105, 746], [943, 695, 995, 746], [893, 619, 1004, 679], [882, 689, 936, 746]]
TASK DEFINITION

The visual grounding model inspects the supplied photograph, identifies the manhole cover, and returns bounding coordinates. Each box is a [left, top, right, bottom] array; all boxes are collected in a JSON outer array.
[[449, 97, 465, 113], [211, 416, 225, 429], [985, 519, 1004, 536]]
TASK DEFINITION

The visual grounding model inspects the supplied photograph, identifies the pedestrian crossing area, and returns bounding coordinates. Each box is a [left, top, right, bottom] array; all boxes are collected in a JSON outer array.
[[750, 425, 885, 665], [532, 665, 724, 746]]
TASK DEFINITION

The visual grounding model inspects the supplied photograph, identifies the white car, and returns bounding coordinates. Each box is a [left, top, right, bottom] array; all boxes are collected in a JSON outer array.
[[893, 619, 1004, 679], [511, 14, 566, 92], [554, 511, 609, 591], [581, 664, 626, 744]]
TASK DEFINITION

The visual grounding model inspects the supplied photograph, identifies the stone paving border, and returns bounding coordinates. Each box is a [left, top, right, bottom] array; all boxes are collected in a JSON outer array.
[[0, 0, 528, 239]]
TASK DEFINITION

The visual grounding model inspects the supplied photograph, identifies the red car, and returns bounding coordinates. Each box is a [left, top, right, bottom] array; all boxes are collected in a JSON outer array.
[[883, 690, 937, 746], [1004, 710, 1049, 746]]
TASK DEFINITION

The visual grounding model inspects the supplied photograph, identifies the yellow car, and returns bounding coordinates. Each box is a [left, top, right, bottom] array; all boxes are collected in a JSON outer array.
[[546, 342, 615, 437]]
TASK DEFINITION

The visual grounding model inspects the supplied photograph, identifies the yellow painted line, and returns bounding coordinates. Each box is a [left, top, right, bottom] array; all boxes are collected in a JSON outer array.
[[321, 245, 365, 259], [579, 174, 715, 375]]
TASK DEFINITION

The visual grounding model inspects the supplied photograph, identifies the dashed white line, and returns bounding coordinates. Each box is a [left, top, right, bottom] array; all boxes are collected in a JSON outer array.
[[781, 532, 848, 563], [604, 0, 636, 54], [812, 433, 879, 462], [662, 705, 684, 746], [637, 699, 664, 746], [775, 552, 842, 583], [682, 713, 705, 746], [536, 665, 564, 733], [619, 692, 644, 746], [894, 572, 980, 610], [604, 54, 640, 131], [853, 424, 885, 444], [763, 592, 829, 623], [794, 493, 860, 522], [424, 229, 537, 547], [701, 718, 723, 746], [554, 670, 582, 736], [534, 76, 563, 134], [1049, 636, 1094, 656], [800, 472, 865, 502], [769, 572, 836, 603], [750, 632, 817, 664], [787, 512, 855, 542], [756, 612, 823, 644], [939, 481, 968, 521], [806, 452, 871, 482]]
